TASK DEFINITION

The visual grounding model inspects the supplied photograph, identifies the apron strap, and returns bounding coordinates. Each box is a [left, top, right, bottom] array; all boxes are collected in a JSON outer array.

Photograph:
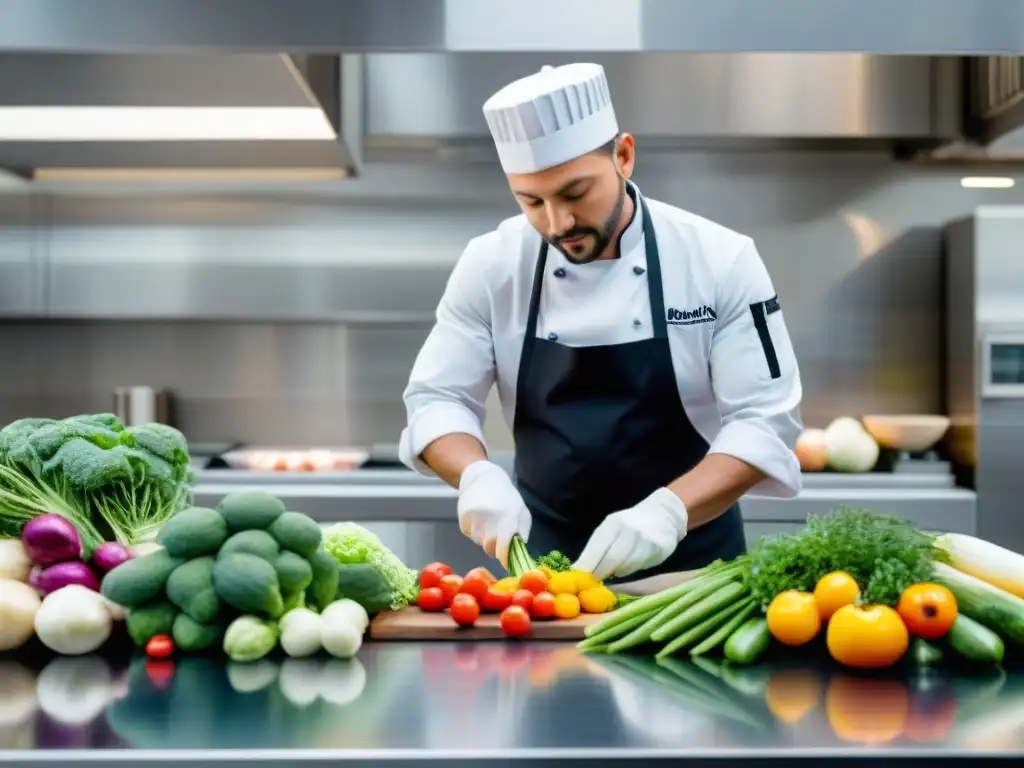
[[639, 194, 669, 340], [517, 184, 667, 391]]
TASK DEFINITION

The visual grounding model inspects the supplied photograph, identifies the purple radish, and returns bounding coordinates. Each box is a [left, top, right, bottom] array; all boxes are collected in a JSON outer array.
[[30, 560, 101, 595], [92, 542, 133, 573], [21, 514, 83, 566]]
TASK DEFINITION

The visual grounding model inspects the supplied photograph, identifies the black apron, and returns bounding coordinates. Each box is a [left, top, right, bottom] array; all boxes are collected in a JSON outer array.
[[511, 189, 745, 583]]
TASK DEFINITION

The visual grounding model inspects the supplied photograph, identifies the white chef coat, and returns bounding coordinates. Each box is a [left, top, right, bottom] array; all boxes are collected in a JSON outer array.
[[399, 184, 804, 498]]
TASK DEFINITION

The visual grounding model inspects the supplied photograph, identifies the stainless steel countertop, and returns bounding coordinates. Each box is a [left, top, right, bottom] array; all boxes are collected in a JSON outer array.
[[2, 638, 1021, 764]]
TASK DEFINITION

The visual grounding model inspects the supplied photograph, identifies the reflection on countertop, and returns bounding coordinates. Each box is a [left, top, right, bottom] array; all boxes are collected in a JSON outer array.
[[2, 639, 1023, 762]]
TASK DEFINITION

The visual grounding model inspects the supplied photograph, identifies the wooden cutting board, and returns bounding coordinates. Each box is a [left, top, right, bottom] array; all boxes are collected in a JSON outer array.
[[368, 571, 703, 641], [369, 606, 607, 641]]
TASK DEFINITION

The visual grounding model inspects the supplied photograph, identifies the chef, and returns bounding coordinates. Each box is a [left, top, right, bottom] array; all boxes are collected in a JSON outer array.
[[399, 63, 804, 582]]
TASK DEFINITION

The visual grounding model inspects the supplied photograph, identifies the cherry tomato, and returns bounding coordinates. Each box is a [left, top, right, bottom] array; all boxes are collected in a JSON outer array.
[[500, 605, 532, 638], [450, 593, 481, 627], [439, 574, 463, 604], [419, 562, 454, 590], [417, 586, 447, 612], [519, 570, 549, 595], [481, 585, 514, 613], [511, 589, 535, 613], [531, 591, 557, 619], [465, 567, 497, 585], [460, 574, 492, 604], [146, 633, 174, 659]]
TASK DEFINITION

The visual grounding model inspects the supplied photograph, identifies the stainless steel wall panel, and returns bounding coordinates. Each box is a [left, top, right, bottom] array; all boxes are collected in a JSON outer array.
[[0, 321, 429, 446], [366, 54, 938, 140], [0, 196, 43, 315], [0, 0, 1021, 54]]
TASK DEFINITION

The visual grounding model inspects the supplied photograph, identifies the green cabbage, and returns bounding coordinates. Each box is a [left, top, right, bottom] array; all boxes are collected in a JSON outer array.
[[321, 522, 418, 611]]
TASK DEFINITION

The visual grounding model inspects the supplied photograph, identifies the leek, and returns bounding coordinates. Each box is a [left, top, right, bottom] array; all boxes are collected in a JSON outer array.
[[933, 533, 1024, 598]]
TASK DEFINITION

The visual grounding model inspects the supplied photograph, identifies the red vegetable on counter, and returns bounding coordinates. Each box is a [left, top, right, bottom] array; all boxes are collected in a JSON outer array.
[[29, 560, 100, 596], [21, 514, 83, 566], [146, 634, 174, 659]]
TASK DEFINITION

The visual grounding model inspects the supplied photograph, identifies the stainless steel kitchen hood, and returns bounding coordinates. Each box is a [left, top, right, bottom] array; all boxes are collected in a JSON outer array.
[[363, 53, 951, 157], [0, 53, 363, 178], [0, 0, 1021, 55]]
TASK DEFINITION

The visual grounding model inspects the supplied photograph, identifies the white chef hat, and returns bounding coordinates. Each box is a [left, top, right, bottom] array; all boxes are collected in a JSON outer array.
[[482, 63, 619, 175]]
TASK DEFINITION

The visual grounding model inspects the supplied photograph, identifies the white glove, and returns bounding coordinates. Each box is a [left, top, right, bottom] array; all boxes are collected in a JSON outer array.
[[457, 460, 532, 568], [573, 488, 688, 580]]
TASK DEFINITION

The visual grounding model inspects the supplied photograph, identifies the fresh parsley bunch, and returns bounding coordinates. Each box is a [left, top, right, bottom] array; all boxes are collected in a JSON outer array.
[[744, 506, 940, 610]]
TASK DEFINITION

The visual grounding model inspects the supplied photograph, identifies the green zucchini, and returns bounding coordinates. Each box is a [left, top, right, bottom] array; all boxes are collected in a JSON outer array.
[[945, 614, 1005, 665], [933, 561, 1024, 646], [724, 616, 771, 666]]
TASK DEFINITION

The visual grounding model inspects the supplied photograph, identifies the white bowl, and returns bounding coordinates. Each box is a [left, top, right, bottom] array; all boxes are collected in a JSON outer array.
[[860, 415, 951, 453]]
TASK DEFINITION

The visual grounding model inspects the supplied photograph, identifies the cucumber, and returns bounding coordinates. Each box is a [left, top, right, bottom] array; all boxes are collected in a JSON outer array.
[[216, 490, 286, 533], [946, 614, 1005, 665], [100, 549, 185, 608], [723, 616, 771, 666], [155, 507, 229, 559]]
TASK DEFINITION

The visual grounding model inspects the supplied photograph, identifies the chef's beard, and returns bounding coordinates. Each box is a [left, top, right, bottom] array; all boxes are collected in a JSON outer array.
[[548, 180, 628, 265]]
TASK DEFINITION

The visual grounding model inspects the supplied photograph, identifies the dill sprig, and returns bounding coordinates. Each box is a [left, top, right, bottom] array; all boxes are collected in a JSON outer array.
[[743, 506, 941, 610]]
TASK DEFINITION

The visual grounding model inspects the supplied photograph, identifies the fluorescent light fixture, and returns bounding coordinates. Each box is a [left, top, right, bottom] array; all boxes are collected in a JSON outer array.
[[961, 176, 1016, 189], [0, 107, 336, 141], [33, 167, 348, 182]]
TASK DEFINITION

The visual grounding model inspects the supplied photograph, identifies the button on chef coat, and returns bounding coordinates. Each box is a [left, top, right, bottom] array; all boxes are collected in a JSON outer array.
[[399, 184, 804, 498]]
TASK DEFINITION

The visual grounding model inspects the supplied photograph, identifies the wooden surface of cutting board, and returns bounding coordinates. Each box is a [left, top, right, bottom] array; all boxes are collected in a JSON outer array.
[[369, 606, 607, 641]]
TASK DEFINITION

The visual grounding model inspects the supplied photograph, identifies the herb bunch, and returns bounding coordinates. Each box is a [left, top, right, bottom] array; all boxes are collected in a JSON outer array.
[[744, 506, 942, 609]]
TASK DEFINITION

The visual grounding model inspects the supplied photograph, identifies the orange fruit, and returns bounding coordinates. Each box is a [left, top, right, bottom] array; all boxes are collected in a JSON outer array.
[[826, 604, 909, 669], [813, 571, 861, 620], [766, 590, 821, 646]]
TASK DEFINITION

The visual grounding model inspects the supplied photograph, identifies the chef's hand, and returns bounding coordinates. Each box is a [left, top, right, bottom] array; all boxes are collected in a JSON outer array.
[[573, 488, 688, 580], [457, 460, 532, 569]]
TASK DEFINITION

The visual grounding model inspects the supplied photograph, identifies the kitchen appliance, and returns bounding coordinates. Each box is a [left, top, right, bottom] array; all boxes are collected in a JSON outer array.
[[112, 386, 173, 426], [944, 208, 1024, 552]]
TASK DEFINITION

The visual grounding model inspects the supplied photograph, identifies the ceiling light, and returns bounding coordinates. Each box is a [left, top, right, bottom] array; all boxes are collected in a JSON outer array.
[[961, 176, 1016, 189], [32, 167, 348, 182], [0, 107, 336, 142]]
